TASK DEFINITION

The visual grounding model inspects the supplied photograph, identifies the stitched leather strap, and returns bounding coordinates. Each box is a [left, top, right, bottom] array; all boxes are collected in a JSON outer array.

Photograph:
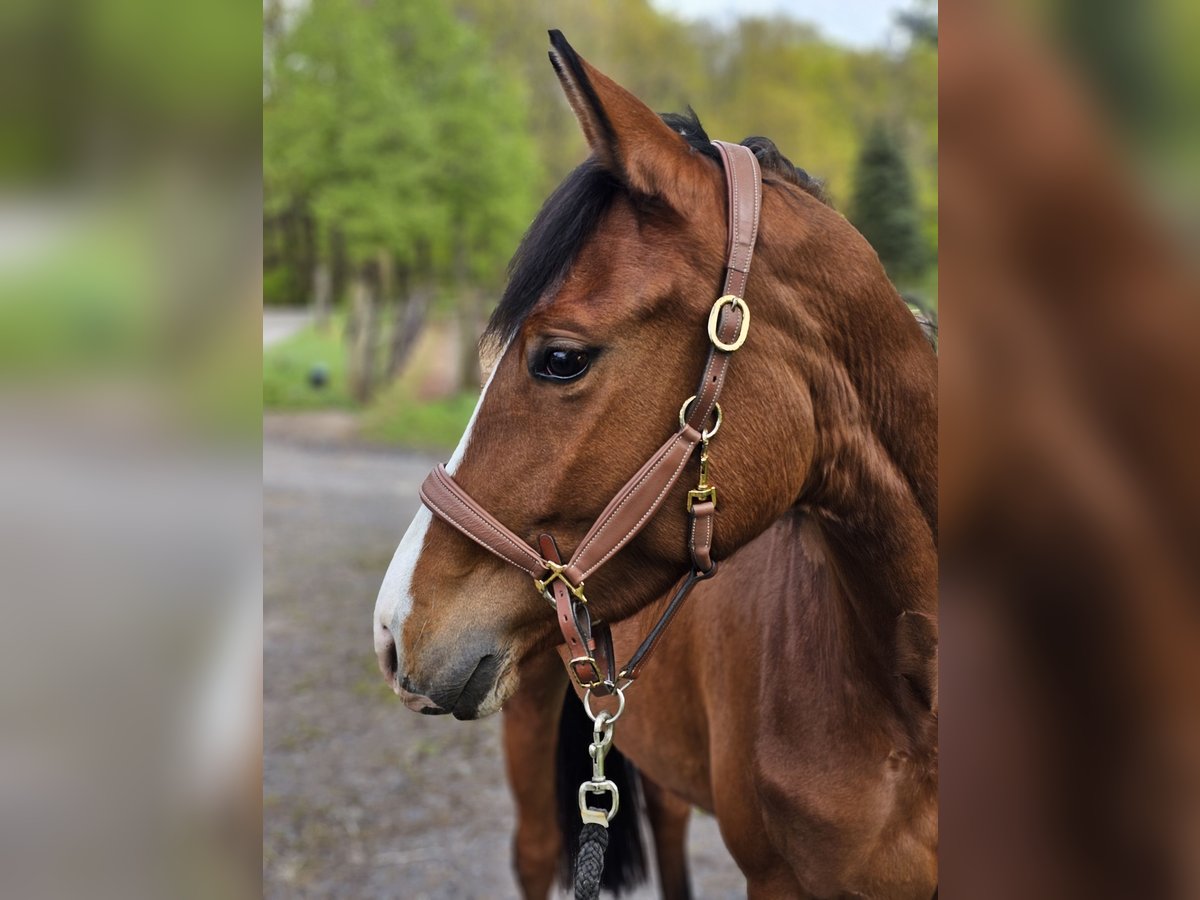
[[689, 499, 715, 573], [542, 533, 616, 694], [420, 464, 547, 577], [713, 140, 761, 299], [421, 415, 714, 592], [419, 414, 703, 589], [564, 424, 703, 584], [683, 142, 761, 435], [566, 142, 760, 581]]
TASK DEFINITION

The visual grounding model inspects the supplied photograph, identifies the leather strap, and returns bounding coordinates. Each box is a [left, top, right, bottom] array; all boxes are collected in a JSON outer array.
[[620, 565, 714, 681], [417, 141, 762, 692], [689, 499, 715, 573], [419, 417, 704, 590], [541, 533, 616, 694], [712, 141, 761, 299], [564, 424, 702, 585], [420, 464, 546, 577], [683, 142, 761, 435]]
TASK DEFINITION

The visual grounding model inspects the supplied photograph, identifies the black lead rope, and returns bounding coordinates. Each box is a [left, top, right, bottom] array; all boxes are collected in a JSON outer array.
[[571, 694, 624, 899], [574, 822, 610, 899]]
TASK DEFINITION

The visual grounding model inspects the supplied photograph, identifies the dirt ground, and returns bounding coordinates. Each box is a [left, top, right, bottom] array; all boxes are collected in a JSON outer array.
[[263, 417, 744, 898]]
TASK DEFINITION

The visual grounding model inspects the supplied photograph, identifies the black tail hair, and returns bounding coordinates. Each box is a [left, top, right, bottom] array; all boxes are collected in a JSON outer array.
[[556, 686, 648, 894]]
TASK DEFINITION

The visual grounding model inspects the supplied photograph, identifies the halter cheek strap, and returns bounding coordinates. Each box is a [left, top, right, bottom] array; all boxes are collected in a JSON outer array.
[[417, 140, 762, 693]]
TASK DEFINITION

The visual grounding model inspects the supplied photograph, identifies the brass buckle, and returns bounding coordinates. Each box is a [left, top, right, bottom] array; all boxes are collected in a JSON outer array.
[[708, 295, 750, 351], [687, 486, 717, 511], [569, 656, 605, 689], [533, 561, 587, 603]]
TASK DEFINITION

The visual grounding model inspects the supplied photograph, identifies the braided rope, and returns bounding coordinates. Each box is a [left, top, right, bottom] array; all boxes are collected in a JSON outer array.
[[573, 823, 610, 899]]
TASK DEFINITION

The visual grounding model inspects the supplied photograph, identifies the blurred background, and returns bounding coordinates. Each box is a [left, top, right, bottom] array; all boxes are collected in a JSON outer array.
[[1, 0, 261, 898]]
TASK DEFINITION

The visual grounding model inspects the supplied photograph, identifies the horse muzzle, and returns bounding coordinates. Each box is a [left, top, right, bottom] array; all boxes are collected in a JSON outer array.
[[375, 617, 506, 719], [420, 651, 506, 720]]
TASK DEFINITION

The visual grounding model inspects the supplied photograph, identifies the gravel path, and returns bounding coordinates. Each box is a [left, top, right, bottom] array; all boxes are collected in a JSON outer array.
[[263, 422, 744, 898]]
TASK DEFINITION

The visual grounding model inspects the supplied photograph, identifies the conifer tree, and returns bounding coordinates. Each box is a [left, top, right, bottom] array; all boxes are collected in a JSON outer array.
[[848, 121, 924, 283]]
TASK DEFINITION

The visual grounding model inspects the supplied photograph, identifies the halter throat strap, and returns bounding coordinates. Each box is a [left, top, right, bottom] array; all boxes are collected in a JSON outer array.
[[417, 140, 762, 691]]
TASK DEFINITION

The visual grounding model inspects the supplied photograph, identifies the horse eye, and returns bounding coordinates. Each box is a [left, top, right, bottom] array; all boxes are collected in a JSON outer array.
[[538, 348, 590, 381]]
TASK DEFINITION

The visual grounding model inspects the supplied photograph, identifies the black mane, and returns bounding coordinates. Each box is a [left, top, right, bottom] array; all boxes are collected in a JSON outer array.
[[484, 109, 822, 346]]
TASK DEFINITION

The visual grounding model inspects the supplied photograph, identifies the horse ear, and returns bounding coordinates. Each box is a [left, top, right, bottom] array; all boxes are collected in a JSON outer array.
[[548, 30, 709, 207]]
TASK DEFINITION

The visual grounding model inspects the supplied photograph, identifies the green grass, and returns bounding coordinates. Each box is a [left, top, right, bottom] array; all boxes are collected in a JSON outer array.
[[264, 314, 477, 450], [0, 221, 154, 377], [361, 383, 478, 452], [262, 318, 355, 410]]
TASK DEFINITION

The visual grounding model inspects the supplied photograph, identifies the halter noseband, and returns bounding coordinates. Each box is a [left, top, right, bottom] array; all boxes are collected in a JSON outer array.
[[418, 141, 762, 695]]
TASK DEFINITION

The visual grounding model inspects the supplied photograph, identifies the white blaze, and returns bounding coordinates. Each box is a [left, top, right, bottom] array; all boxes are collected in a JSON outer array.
[[372, 351, 505, 677]]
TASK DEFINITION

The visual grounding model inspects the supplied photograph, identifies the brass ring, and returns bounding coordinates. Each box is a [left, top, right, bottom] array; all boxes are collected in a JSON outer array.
[[708, 295, 750, 352], [678, 395, 723, 440]]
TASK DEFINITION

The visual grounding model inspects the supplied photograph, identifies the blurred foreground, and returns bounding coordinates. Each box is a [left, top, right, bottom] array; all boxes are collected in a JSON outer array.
[[1, 0, 260, 897], [940, 2, 1200, 897]]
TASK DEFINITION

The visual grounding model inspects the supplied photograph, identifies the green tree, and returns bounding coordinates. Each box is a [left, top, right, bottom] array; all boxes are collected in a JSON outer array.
[[264, 0, 938, 406], [266, 0, 431, 398], [264, 0, 537, 400], [848, 121, 925, 283]]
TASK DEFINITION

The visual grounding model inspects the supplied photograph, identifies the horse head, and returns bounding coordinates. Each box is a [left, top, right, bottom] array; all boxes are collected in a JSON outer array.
[[373, 31, 932, 720]]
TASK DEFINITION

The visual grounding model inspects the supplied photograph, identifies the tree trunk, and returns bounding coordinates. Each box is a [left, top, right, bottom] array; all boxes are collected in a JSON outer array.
[[311, 262, 331, 333], [376, 249, 393, 305], [456, 288, 483, 391], [330, 229, 347, 318], [308, 214, 330, 332], [345, 266, 378, 404], [387, 241, 434, 380], [452, 226, 482, 391], [387, 282, 432, 379]]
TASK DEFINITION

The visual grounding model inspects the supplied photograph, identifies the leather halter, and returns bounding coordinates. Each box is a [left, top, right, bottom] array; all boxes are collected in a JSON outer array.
[[418, 141, 762, 694]]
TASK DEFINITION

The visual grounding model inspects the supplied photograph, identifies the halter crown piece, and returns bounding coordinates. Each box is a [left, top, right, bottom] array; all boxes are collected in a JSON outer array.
[[418, 141, 762, 694]]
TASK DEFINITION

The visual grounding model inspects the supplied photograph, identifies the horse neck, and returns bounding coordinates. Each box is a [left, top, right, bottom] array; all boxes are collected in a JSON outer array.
[[770, 268, 938, 711]]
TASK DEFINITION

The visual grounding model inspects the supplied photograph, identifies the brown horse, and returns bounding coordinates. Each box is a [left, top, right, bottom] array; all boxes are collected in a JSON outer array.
[[374, 32, 937, 898]]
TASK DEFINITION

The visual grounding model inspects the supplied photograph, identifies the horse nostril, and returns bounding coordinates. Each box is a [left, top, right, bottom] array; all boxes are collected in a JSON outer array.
[[374, 620, 399, 687], [384, 638, 398, 682]]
